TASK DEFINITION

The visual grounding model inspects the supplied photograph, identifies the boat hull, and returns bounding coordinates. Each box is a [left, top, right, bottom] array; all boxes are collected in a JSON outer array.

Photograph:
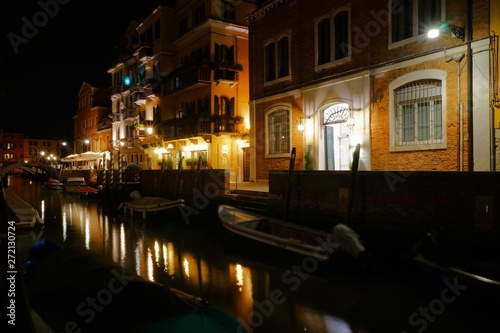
[[217, 204, 337, 261]]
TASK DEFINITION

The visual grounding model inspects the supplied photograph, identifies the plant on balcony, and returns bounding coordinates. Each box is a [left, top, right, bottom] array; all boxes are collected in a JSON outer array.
[[234, 115, 243, 124], [210, 60, 243, 71], [211, 114, 222, 122]]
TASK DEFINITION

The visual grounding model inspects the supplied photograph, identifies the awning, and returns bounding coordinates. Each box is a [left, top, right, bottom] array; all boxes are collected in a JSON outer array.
[[61, 151, 111, 162]]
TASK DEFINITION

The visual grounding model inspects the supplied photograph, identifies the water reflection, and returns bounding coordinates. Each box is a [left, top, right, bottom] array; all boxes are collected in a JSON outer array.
[[9, 175, 499, 333]]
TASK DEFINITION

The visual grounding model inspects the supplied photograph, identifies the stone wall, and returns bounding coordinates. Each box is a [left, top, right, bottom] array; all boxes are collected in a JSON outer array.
[[269, 170, 499, 234]]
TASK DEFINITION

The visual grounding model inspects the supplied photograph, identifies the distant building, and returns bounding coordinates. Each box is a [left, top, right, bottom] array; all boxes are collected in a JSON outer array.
[[0, 130, 63, 165], [0, 131, 24, 165], [71, 82, 112, 169]]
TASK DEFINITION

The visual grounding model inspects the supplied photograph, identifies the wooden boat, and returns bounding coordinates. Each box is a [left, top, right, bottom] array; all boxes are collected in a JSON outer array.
[[4, 188, 44, 229], [123, 196, 185, 219], [218, 144, 364, 261], [217, 204, 365, 261], [43, 178, 65, 191], [414, 253, 500, 296], [65, 176, 87, 193], [23, 238, 249, 333]]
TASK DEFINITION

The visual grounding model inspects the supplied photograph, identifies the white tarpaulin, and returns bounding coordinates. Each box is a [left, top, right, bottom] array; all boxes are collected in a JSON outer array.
[[61, 151, 110, 162]]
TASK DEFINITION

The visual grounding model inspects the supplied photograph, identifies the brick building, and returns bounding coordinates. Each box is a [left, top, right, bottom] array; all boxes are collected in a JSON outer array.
[[0, 131, 25, 165], [247, 0, 499, 182], [73, 82, 111, 156]]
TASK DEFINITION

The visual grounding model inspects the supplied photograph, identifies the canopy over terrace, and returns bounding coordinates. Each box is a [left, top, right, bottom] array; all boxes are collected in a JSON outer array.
[[61, 151, 111, 169]]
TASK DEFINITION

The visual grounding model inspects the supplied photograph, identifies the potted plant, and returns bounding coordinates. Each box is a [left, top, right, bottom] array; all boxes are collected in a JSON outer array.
[[305, 145, 314, 170]]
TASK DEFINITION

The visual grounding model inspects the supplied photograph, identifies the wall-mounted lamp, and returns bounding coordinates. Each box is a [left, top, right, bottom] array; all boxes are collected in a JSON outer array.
[[297, 117, 305, 132], [427, 23, 465, 41], [346, 113, 355, 130]]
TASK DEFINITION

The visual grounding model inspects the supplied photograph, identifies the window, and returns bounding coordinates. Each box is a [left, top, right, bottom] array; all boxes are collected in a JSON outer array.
[[154, 20, 161, 40], [222, 1, 236, 21], [394, 80, 443, 147], [334, 11, 348, 60], [391, 0, 442, 43], [264, 34, 290, 83], [315, 9, 350, 67], [266, 107, 290, 156], [179, 17, 189, 36], [317, 19, 330, 65], [195, 5, 205, 26], [323, 103, 350, 124]]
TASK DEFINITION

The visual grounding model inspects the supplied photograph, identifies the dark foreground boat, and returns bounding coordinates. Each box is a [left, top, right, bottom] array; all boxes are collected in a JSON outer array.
[[23, 238, 249, 333], [217, 204, 365, 261]]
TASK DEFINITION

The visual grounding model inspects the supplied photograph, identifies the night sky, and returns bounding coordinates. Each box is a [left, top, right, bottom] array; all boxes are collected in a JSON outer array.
[[0, 0, 168, 139]]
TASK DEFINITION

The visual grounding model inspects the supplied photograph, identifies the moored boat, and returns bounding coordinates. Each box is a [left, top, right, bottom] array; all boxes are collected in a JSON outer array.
[[4, 187, 44, 229], [122, 191, 185, 219], [65, 176, 87, 193], [217, 204, 365, 261], [43, 178, 65, 191]]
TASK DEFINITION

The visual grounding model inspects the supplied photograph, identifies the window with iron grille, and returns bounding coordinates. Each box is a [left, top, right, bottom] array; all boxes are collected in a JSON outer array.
[[394, 80, 443, 146], [266, 108, 290, 156]]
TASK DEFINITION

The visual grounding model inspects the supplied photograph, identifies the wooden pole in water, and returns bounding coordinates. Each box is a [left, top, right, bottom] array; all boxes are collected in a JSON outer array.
[[344, 143, 361, 226], [194, 155, 202, 193], [175, 156, 184, 198], [118, 150, 122, 184], [283, 147, 296, 221]]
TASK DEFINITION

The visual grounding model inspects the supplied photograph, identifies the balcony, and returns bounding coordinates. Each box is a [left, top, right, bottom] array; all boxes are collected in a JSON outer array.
[[163, 65, 211, 95], [133, 44, 153, 63], [123, 108, 138, 120], [161, 115, 242, 140]]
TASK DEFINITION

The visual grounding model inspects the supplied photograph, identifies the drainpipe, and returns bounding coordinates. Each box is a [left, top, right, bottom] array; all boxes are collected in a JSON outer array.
[[466, 0, 473, 171], [450, 53, 465, 171]]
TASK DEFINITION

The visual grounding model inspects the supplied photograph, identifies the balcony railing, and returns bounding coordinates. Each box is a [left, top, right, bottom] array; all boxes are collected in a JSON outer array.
[[161, 115, 242, 140], [164, 65, 211, 95]]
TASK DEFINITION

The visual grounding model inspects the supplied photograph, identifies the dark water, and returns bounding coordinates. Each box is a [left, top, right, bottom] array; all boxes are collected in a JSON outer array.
[[8, 175, 500, 333]]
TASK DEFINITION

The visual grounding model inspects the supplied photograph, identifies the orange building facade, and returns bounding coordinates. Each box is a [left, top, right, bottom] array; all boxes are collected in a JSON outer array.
[[107, 1, 257, 182]]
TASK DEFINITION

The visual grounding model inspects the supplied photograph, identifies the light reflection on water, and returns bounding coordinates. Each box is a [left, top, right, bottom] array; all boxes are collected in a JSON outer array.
[[9, 175, 500, 333]]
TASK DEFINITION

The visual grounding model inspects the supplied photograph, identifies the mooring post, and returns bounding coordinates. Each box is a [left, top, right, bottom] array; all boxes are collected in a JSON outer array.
[[283, 147, 296, 221]]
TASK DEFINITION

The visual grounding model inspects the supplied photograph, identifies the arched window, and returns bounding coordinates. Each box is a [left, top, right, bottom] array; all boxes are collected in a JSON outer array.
[[315, 9, 350, 67], [266, 107, 290, 156], [264, 33, 291, 83], [323, 103, 350, 124]]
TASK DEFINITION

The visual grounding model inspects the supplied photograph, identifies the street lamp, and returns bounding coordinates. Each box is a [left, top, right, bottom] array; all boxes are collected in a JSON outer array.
[[427, 23, 465, 41]]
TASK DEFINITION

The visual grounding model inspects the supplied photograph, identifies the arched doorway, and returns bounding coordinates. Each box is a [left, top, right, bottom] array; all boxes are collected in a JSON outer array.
[[322, 103, 351, 170]]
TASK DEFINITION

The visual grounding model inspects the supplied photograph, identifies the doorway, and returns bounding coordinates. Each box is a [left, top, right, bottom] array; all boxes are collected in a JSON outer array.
[[324, 123, 350, 170]]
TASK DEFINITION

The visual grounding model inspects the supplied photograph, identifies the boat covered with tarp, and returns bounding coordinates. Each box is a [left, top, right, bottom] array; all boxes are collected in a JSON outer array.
[[4, 188, 44, 229]]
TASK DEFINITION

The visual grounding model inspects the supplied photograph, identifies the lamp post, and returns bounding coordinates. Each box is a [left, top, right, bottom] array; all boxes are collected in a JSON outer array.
[[428, 7, 474, 171]]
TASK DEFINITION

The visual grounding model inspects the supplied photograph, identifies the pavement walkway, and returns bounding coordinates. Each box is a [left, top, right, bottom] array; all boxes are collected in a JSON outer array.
[[228, 181, 269, 193]]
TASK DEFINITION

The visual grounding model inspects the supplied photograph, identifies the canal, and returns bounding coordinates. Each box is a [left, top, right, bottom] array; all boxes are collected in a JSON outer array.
[[8, 175, 500, 333]]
